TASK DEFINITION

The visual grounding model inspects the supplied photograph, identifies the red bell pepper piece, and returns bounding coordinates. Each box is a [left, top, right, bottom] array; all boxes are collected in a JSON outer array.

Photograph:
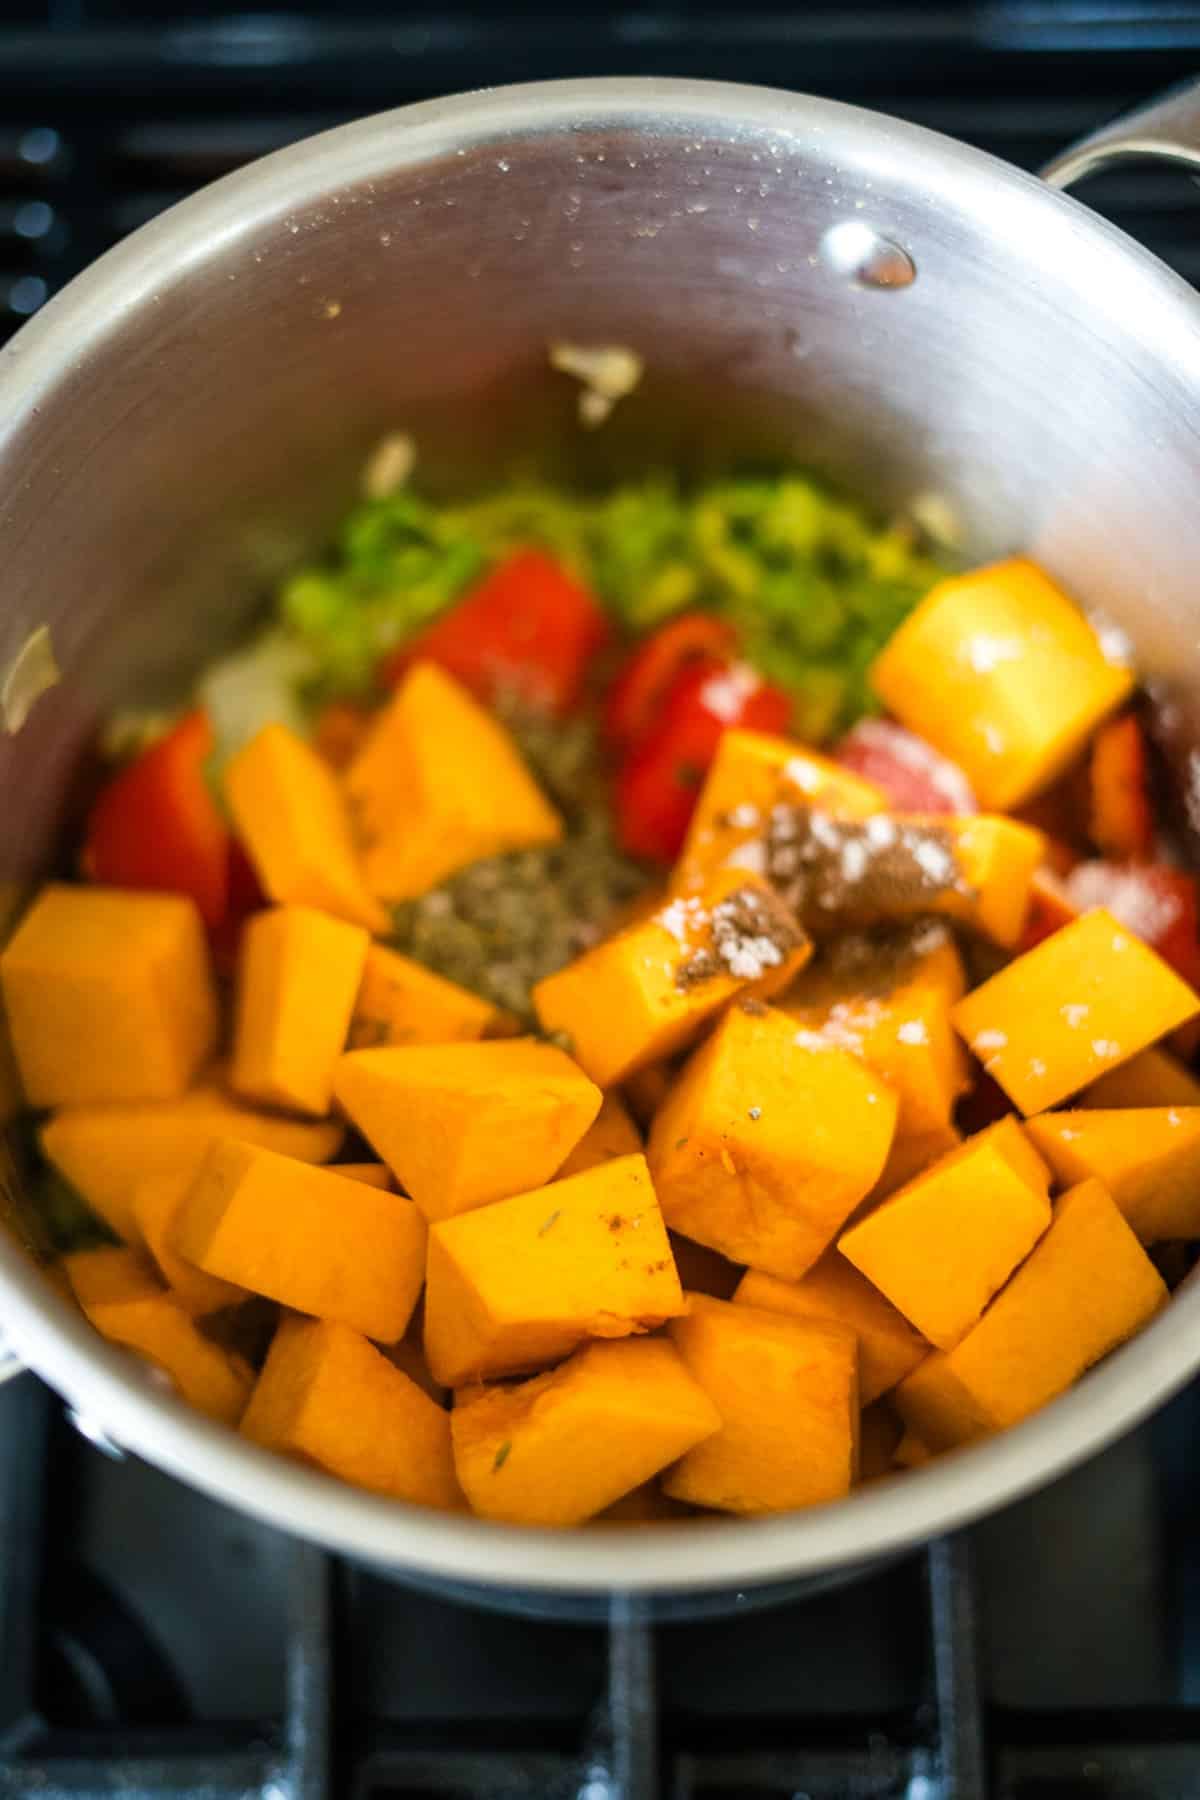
[[1019, 865, 1080, 952], [615, 658, 792, 863], [83, 709, 230, 930], [381, 548, 609, 715], [1089, 713, 1155, 860], [604, 611, 738, 752], [833, 718, 977, 815]]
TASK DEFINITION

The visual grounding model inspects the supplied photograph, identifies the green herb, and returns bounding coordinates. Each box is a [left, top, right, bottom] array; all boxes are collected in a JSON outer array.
[[537, 1209, 562, 1237], [266, 470, 950, 740], [390, 814, 648, 1022], [493, 1440, 512, 1472]]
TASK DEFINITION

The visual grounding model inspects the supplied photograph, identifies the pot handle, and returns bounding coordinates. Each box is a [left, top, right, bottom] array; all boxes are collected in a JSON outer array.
[[1042, 80, 1200, 187]]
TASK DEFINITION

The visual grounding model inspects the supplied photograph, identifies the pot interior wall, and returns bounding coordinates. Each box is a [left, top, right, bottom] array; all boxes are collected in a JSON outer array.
[[1, 91, 1199, 1574]]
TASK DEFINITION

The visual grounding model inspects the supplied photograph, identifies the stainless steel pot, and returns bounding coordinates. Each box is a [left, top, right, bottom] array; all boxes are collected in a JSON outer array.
[[1, 76, 1199, 1605]]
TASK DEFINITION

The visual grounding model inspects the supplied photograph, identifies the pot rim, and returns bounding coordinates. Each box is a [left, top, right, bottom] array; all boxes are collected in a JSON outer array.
[[5, 75, 1200, 1594]]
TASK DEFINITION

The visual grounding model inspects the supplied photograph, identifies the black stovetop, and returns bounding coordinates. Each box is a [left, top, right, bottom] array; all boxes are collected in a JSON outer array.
[[4, 1371, 1200, 1796], [4, 6, 1200, 1795]]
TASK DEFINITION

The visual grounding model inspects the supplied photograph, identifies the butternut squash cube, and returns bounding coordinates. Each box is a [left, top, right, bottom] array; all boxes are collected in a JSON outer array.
[[451, 1337, 720, 1526], [131, 1174, 245, 1317], [894, 1179, 1166, 1449], [1025, 1107, 1200, 1242], [2, 884, 217, 1109], [424, 1153, 683, 1387], [665, 1294, 858, 1514], [344, 662, 562, 901], [242, 1316, 459, 1508], [870, 1122, 963, 1201], [646, 1004, 898, 1282], [231, 906, 369, 1117], [348, 944, 504, 1050], [871, 557, 1135, 810], [64, 1247, 252, 1424], [788, 921, 967, 1014], [334, 1038, 602, 1221], [173, 1140, 427, 1342], [333, 1163, 393, 1189], [952, 908, 1200, 1115], [839, 1118, 1051, 1348], [225, 724, 387, 933], [736, 1252, 926, 1404], [533, 870, 810, 1089], [39, 1070, 345, 1244], [675, 727, 885, 888], [557, 1092, 643, 1178], [1080, 1046, 1200, 1110], [786, 984, 967, 1137], [935, 814, 1046, 948]]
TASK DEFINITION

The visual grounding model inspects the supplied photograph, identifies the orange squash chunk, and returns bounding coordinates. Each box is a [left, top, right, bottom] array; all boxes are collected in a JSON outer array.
[[64, 1247, 252, 1424], [1025, 1107, 1200, 1242], [557, 1092, 643, 1178], [1080, 1046, 1200, 1109], [224, 723, 387, 933], [333, 1163, 393, 1189], [131, 1173, 245, 1317], [242, 1316, 460, 1509], [2, 884, 217, 1109], [334, 1038, 601, 1221], [786, 983, 967, 1138], [665, 1295, 858, 1514], [231, 906, 369, 1117], [173, 1140, 427, 1342], [344, 662, 562, 901], [424, 1153, 683, 1388], [533, 869, 810, 1089], [674, 727, 886, 888], [952, 908, 1200, 1115], [736, 1252, 925, 1404], [839, 1118, 1051, 1348], [348, 944, 506, 1049], [894, 1179, 1166, 1450], [870, 1121, 963, 1202], [647, 1003, 898, 1282], [39, 1070, 344, 1245], [451, 1337, 719, 1526], [871, 557, 1134, 810]]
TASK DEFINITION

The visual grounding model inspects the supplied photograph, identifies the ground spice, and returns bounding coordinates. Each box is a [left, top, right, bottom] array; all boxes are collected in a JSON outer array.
[[675, 883, 805, 990], [764, 805, 970, 930]]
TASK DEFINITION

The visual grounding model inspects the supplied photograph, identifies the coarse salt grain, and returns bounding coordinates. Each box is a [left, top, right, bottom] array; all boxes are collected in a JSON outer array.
[[971, 1029, 1007, 1052], [699, 662, 762, 724], [1060, 1003, 1089, 1028], [722, 936, 784, 979], [896, 1019, 929, 1045], [1091, 1039, 1121, 1059], [960, 634, 1024, 675], [726, 803, 761, 829], [840, 839, 869, 884], [783, 757, 822, 795], [865, 814, 898, 850], [1029, 1057, 1047, 1078], [724, 839, 768, 876]]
